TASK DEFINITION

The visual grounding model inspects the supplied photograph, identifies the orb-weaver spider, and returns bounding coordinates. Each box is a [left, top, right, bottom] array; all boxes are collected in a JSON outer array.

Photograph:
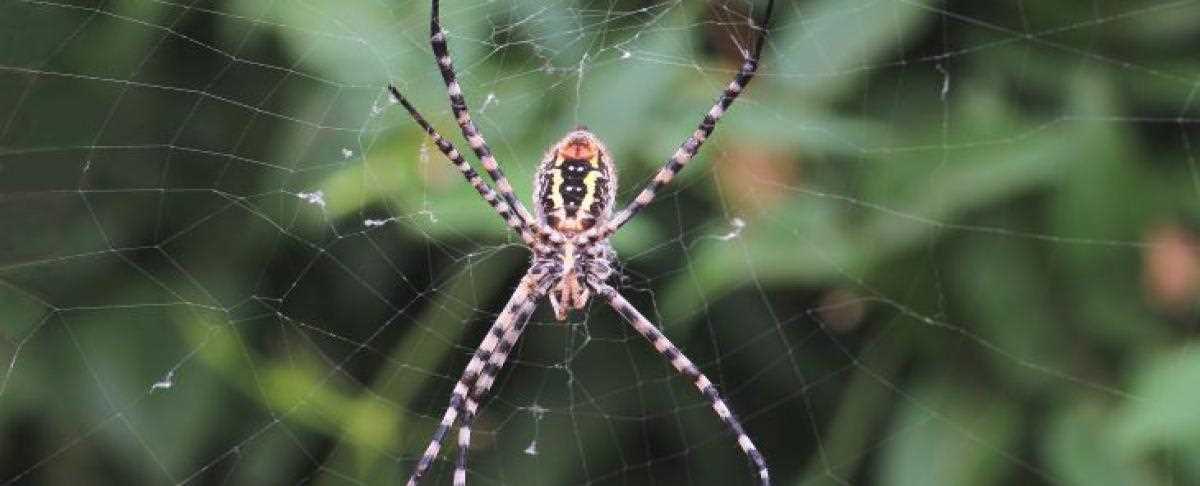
[[388, 1, 774, 484]]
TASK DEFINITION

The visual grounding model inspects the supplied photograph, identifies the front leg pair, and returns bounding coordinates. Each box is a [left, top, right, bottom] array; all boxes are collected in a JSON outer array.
[[405, 273, 548, 486]]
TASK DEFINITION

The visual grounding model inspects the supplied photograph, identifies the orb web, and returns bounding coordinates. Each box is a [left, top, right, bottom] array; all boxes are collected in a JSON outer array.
[[1, 1, 1197, 485]]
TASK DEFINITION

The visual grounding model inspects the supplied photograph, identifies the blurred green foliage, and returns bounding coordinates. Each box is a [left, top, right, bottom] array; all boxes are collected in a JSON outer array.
[[2, 0, 1199, 485]]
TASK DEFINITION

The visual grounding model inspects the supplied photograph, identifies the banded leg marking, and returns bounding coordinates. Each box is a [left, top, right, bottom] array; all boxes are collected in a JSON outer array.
[[387, 85, 537, 247], [430, 0, 538, 231], [596, 284, 770, 486], [405, 273, 547, 486], [454, 410, 472, 486], [582, 0, 775, 246]]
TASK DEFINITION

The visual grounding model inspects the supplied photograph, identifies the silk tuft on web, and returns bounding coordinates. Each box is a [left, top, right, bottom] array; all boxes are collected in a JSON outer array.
[[1, 0, 1198, 485]]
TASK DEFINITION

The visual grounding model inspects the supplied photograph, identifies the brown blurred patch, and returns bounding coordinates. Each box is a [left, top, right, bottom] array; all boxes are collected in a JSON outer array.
[[1143, 223, 1200, 315], [716, 143, 798, 212], [817, 289, 867, 333], [701, 2, 763, 66]]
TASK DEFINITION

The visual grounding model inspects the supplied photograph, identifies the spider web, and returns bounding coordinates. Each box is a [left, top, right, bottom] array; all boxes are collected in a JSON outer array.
[[2, 0, 1199, 484]]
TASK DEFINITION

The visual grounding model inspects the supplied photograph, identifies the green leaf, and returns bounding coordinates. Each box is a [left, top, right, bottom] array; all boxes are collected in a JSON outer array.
[[771, 0, 937, 101], [878, 374, 1022, 486], [1045, 402, 1146, 486], [1114, 346, 1200, 455]]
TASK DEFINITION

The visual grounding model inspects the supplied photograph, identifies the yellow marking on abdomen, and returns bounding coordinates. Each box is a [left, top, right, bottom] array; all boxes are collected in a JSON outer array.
[[548, 168, 565, 209], [578, 171, 601, 212]]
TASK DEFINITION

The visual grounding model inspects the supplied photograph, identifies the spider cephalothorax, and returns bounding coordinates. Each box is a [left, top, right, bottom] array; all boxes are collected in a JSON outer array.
[[387, 0, 773, 484]]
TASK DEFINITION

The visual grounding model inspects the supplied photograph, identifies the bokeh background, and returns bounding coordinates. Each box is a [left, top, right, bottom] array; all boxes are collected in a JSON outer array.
[[2, 0, 1199, 484]]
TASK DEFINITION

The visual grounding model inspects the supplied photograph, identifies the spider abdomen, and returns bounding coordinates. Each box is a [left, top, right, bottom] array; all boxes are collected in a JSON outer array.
[[535, 129, 616, 234]]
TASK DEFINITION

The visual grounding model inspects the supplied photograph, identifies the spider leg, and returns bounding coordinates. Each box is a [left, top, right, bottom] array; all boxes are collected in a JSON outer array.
[[455, 409, 474, 486], [430, 0, 540, 233], [583, 0, 774, 245], [453, 284, 540, 486], [406, 272, 549, 486], [593, 283, 770, 486], [387, 85, 540, 247]]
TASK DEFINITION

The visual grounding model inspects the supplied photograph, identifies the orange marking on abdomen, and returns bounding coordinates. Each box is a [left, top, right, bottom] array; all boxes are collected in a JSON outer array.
[[561, 140, 596, 160]]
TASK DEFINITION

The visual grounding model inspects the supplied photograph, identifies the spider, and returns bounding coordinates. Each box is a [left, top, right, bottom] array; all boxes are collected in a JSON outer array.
[[387, 0, 773, 484]]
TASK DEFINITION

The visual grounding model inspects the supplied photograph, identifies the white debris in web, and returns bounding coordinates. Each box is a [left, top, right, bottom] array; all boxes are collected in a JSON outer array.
[[364, 217, 397, 228], [297, 190, 326, 208], [523, 403, 549, 456], [341, 147, 354, 159], [480, 92, 497, 113], [936, 63, 951, 100], [528, 403, 548, 419], [371, 103, 384, 116], [719, 217, 746, 241], [151, 370, 174, 392]]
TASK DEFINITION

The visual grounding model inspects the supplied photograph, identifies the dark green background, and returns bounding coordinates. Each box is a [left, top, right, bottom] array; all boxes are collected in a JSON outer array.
[[2, 0, 1198, 484]]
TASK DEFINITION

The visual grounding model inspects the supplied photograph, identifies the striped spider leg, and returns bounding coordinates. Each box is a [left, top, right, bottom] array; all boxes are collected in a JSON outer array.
[[452, 293, 540, 486], [429, 0, 541, 234], [386, 85, 541, 248], [592, 281, 770, 485], [404, 270, 554, 486], [579, 0, 775, 247], [411, 255, 557, 486]]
